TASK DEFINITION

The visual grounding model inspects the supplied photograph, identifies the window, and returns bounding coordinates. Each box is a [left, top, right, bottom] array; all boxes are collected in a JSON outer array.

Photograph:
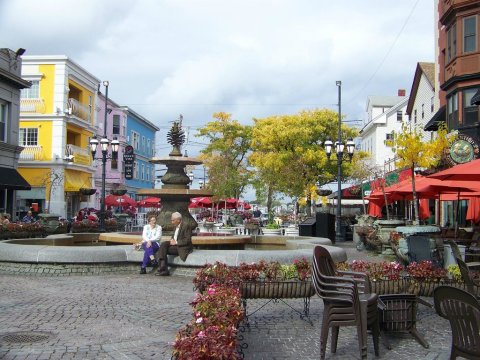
[[431, 97, 434, 113], [147, 139, 151, 155], [447, 92, 459, 129], [463, 88, 480, 126], [447, 23, 457, 62], [111, 158, 118, 170], [142, 136, 146, 152], [19, 128, 38, 146], [131, 131, 140, 150], [146, 166, 150, 181], [141, 164, 145, 180], [112, 115, 120, 135], [20, 80, 40, 99], [135, 161, 139, 179], [0, 101, 7, 142], [396, 110, 402, 121], [421, 104, 425, 119], [414, 109, 417, 124], [464, 16, 477, 53], [122, 118, 126, 137], [386, 133, 394, 140]]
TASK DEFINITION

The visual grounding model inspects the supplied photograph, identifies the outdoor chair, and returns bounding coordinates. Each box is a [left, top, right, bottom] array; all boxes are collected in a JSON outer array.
[[406, 235, 442, 267], [451, 250, 480, 299], [446, 240, 480, 269], [433, 286, 480, 360], [312, 245, 381, 360]]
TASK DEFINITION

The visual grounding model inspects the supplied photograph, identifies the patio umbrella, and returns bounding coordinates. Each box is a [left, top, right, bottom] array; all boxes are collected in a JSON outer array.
[[428, 158, 480, 181], [189, 197, 213, 208], [466, 197, 480, 224], [137, 197, 161, 208], [367, 201, 383, 217], [104, 194, 136, 207]]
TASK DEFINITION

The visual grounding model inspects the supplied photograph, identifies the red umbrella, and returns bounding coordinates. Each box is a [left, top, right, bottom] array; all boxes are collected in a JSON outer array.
[[428, 158, 480, 181], [189, 197, 213, 208], [466, 197, 480, 224], [104, 194, 136, 207], [137, 197, 161, 208], [237, 200, 251, 210]]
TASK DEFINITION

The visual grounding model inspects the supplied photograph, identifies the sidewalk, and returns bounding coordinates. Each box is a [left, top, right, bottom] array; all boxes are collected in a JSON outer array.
[[0, 242, 453, 360]]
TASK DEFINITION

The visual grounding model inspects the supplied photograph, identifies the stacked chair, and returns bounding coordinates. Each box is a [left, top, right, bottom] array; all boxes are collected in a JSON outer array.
[[433, 286, 480, 359], [312, 245, 381, 360]]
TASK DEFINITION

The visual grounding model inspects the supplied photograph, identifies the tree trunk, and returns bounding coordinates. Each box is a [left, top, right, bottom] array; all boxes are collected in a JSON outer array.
[[306, 194, 312, 217], [266, 185, 274, 223], [361, 184, 366, 214], [381, 178, 390, 220], [411, 166, 420, 225]]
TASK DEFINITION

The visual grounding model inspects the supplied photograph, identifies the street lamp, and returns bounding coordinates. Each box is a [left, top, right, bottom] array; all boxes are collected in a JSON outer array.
[[89, 80, 119, 231], [188, 171, 194, 185], [324, 80, 355, 243]]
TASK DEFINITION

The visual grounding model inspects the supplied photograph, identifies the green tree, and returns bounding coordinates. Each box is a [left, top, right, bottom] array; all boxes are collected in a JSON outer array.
[[349, 158, 376, 214], [389, 124, 455, 224], [196, 112, 252, 199], [249, 109, 358, 217]]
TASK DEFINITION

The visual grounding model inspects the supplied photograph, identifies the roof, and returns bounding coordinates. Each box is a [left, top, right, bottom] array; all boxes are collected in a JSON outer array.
[[406, 62, 435, 115], [366, 95, 406, 111]]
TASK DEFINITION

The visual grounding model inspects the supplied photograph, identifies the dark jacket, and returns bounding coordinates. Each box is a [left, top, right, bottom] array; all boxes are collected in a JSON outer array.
[[176, 221, 193, 261]]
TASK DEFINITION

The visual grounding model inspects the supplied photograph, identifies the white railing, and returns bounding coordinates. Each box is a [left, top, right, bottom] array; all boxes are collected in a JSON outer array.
[[67, 98, 91, 122], [20, 99, 46, 113], [19, 146, 44, 160]]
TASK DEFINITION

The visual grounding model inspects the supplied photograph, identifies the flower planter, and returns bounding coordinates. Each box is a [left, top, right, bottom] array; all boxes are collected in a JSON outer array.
[[79, 188, 97, 196], [261, 228, 282, 236], [240, 279, 314, 299], [369, 278, 468, 296], [110, 189, 127, 196]]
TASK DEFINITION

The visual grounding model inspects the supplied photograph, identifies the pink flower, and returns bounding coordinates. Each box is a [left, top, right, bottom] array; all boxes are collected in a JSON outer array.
[[196, 317, 203, 323], [197, 331, 205, 338]]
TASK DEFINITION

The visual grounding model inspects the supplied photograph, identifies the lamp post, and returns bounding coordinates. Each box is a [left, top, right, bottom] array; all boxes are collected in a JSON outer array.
[[324, 81, 355, 243], [89, 81, 119, 231], [188, 171, 194, 185]]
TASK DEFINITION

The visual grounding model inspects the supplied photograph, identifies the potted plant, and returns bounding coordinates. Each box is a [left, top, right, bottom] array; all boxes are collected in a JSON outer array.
[[79, 188, 97, 196], [110, 189, 127, 196], [262, 222, 281, 236]]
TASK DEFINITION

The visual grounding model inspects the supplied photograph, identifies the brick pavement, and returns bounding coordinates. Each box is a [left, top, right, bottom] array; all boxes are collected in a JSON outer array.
[[0, 243, 454, 360]]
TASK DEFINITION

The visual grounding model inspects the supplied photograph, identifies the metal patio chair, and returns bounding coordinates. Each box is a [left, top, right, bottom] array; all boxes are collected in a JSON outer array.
[[312, 245, 381, 360], [433, 285, 480, 360]]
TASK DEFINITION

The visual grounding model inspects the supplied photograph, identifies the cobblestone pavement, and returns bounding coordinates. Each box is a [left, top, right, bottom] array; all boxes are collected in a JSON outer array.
[[0, 243, 454, 360]]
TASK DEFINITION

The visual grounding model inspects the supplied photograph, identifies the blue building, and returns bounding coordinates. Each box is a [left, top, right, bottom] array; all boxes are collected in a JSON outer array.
[[124, 108, 159, 198]]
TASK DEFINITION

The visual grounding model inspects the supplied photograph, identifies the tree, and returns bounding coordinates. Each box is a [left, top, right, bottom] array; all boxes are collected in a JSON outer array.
[[249, 109, 358, 216], [196, 112, 252, 199], [388, 124, 455, 224], [349, 157, 377, 214], [36, 169, 64, 214]]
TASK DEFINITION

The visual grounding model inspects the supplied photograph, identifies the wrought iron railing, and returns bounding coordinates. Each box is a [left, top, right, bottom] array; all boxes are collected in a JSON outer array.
[[20, 99, 46, 113], [19, 146, 44, 160], [67, 98, 91, 122], [65, 144, 91, 165]]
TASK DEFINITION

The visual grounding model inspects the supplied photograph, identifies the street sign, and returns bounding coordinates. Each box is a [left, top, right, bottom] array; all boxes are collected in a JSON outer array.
[[125, 163, 134, 180], [123, 145, 135, 164]]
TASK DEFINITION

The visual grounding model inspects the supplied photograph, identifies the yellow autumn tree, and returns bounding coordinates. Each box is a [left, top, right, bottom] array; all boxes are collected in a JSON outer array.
[[389, 124, 455, 224], [249, 109, 358, 216]]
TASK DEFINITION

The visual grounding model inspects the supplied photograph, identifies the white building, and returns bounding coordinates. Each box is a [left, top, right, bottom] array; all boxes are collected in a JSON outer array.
[[359, 91, 408, 169], [406, 62, 436, 141]]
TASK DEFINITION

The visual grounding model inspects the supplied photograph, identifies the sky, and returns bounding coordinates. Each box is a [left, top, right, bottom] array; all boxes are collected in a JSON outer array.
[[0, 0, 435, 198]]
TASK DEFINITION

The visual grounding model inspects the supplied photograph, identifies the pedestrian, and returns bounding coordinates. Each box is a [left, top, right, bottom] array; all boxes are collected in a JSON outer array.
[[155, 212, 193, 276], [136, 215, 161, 274], [0, 213, 10, 225], [22, 210, 35, 223]]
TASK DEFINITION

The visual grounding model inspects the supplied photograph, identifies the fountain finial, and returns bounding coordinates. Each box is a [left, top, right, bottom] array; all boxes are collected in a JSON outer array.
[[167, 115, 185, 156]]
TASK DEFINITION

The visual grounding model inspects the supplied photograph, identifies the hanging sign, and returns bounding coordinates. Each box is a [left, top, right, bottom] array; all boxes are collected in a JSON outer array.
[[123, 145, 135, 180], [446, 134, 480, 166]]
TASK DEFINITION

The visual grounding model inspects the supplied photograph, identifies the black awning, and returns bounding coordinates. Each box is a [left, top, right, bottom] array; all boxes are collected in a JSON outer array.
[[0, 167, 31, 190], [424, 105, 446, 131], [471, 89, 480, 106]]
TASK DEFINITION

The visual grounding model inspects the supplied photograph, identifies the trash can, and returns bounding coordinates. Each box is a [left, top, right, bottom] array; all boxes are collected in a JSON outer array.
[[299, 218, 316, 237], [316, 212, 335, 241]]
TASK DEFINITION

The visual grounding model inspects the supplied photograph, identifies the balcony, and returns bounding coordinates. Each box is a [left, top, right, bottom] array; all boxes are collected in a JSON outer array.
[[444, 53, 480, 86], [19, 146, 45, 161], [20, 99, 46, 114], [67, 98, 91, 123], [65, 144, 92, 166]]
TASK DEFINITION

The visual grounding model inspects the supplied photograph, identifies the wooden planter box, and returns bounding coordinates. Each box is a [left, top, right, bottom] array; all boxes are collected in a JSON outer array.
[[370, 278, 469, 297]]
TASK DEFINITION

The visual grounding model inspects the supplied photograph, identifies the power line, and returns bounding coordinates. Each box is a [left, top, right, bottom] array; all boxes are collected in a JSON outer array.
[[346, 0, 420, 103]]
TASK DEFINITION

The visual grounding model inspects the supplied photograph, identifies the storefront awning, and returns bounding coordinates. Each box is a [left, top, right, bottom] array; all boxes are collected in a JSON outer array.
[[0, 167, 31, 190], [471, 89, 480, 106], [64, 170, 92, 192], [424, 105, 446, 131]]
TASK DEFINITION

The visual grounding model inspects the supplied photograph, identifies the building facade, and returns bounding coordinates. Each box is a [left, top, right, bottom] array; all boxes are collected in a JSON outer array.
[[359, 91, 408, 169], [438, 0, 480, 142], [0, 48, 31, 219], [124, 108, 158, 199], [19, 55, 99, 219]]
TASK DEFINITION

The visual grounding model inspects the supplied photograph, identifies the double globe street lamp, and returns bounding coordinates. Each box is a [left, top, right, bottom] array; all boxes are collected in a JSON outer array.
[[89, 80, 120, 231]]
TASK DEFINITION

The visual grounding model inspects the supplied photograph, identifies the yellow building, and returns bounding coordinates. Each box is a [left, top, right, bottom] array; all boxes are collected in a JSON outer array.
[[19, 56, 100, 219]]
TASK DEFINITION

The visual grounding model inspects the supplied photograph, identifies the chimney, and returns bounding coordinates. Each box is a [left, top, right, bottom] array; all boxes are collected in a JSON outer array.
[[398, 89, 406, 96]]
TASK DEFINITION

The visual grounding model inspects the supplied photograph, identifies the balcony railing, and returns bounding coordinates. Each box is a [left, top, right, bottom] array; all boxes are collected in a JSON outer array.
[[20, 99, 46, 114], [19, 146, 45, 161], [65, 144, 91, 166], [67, 98, 91, 123]]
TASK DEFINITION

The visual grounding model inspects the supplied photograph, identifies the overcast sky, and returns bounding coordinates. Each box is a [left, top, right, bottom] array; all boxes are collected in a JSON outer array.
[[1, 0, 435, 160]]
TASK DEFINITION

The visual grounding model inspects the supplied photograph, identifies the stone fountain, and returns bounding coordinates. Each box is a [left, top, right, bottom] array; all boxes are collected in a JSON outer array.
[[137, 118, 212, 233]]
